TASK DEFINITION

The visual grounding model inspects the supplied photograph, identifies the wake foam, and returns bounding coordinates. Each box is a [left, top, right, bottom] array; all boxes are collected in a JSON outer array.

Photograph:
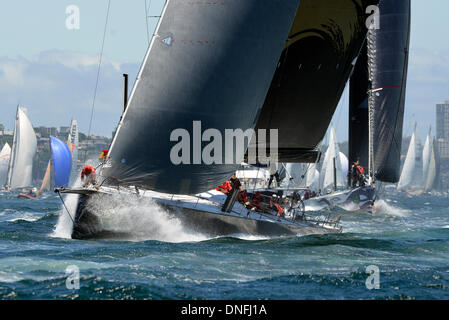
[[372, 199, 410, 217]]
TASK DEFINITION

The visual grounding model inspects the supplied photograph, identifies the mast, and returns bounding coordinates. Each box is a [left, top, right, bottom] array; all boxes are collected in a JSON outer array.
[[333, 157, 337, 191], [349, 1, 411, 184], [123, 73, 128, 112], [367, 25, 376, 186]]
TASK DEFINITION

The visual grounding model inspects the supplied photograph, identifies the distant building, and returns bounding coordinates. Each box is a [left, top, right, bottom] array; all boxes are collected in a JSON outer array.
[[436, 100, 449, 159], [0, 130, 13, 137], [59, 126, 70, 135], [0, 123, 12, 136], [35, 126, 58, 137]]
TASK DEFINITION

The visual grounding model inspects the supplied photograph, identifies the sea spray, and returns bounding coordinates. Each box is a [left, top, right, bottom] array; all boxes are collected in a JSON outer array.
[[53, 158, 104, 239], [52, 169, 85, 239], [372, 199, 410, 217], [83, 192, 209, 242], [52, 192, 78, 239]]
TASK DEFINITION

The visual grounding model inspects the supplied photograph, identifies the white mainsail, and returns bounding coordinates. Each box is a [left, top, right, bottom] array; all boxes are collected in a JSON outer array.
[[281, 163, 307, 188], [340, 151, 349, 180], [0, 143, 11, 186], [424, 138, 437, 192], [397, 124, 421, 191], [422, 128, 432, 187], [320, 126, 345, 191], [305, 163, 320, 190], [6, 106, 37, 189]]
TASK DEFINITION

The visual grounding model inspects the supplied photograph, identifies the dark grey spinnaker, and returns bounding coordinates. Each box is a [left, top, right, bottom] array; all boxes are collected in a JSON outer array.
[[254, 0, 380, 163], [103, 0, 301, 195], [349, 0, 411, 183]]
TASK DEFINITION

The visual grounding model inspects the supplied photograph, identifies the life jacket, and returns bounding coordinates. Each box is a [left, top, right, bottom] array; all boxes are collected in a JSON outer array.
[[252, 192, 262, 207], [216, 180, 232, 194], [100, 149, 109, 159], [304, 191, 311, 200], [274, 204, 284, 217], [238, 190, 248, 203]]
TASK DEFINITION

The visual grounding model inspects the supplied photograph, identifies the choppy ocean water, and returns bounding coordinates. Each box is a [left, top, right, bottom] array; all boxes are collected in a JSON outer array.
[[0, 190, 448, 300]]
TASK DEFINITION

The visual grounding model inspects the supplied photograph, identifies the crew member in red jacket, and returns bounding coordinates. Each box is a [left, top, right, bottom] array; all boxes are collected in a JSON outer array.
[[81, 165, 97, 187]]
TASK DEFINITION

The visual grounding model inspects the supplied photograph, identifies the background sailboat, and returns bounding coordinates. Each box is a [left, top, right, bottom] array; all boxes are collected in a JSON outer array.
[[397, 124, 421, 191], [320, 127, 345, 192], [0, 143, 11, 188], [424, 137, 440, 192], [6, 106, 37, 190], [51, 136, 72, 188], [40, 160, 52, 194], [421, 128, 440, 192], [305, 163, 320, 191], [39, 136, 72, 194], [422, 128, 432, 187]]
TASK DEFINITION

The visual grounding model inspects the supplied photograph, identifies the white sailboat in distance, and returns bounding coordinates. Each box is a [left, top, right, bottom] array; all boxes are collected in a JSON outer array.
[[5, 106, 37, 191], [397, 124, 422, 192], [0, 143, 11, 189]]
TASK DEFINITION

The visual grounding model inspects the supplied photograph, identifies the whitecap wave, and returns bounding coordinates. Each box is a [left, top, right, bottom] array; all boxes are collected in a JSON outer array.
[[372, 199, 410, 217]]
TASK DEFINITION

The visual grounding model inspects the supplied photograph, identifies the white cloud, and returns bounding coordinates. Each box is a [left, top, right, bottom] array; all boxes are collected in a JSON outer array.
[[404, 48, 449, 139], [35, 50, 122, 71], [0, 50, 139, 137], [0, 58, 27, 86]]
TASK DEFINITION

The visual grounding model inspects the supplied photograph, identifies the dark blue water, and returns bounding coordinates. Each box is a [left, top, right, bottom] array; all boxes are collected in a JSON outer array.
[[0, 190, 448, 299]]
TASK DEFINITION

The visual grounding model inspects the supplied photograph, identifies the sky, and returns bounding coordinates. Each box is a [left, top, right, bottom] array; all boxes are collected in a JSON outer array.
[[0, 0, 448, 142]]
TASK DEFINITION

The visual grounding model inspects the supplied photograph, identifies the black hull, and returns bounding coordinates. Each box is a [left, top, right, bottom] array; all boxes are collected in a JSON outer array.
[[69, 191, 339, 240]]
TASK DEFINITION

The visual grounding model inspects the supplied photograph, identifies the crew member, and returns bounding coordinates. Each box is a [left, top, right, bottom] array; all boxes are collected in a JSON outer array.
[[237, 189, 248, 204], [354, 161, 365, 187], [275, 204, 284, 217], [350, 161, 363, 188], [251, 191, 263, 210], [99, 149, 109, 164], [216, 180, 232, 195], [303, 189, 311, 201], [268, 161, 281, 188], [230, 174, 242, 191], [81, 165, 97, 187]]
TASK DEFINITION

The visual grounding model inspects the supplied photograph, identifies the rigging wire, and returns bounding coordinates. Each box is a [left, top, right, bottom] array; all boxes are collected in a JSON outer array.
[[144, 0, 152, 45], [83, 0, 112, 163], [56, 190, 75, 224]]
